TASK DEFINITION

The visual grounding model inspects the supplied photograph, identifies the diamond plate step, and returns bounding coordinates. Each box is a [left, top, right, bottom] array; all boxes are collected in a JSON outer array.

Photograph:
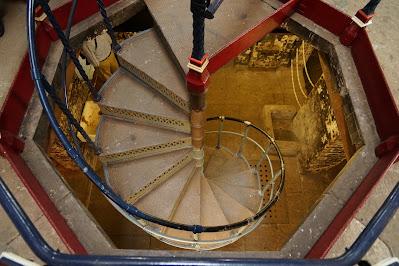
[[105, 149, 192, 201], [118, 29, 190, 113], [135, 160, 196, 221], [200, 177, 230, 241], [97, 116, 191, 164], [208, 180, 254, 223], [166, 167, 201, 241], [99, 68, 190, 133], [210, 180, 262, 213], [144, 0, 276, 72]]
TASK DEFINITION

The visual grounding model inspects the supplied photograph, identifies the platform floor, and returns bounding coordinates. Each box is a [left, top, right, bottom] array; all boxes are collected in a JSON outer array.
[[0, 0, 397, 264]]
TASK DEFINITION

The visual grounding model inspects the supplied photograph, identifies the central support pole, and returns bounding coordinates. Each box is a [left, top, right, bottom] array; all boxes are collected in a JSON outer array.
[[187, 0, 210, 161]]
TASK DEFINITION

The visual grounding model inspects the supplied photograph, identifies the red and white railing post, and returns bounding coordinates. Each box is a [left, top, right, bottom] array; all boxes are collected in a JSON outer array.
[[340, 0, 382, 46]]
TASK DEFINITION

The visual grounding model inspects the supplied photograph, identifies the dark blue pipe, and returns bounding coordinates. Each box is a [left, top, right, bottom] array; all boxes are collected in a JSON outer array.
[[0, 174, 397, 265], [205, 0, 224, 19], [21, 0, 399, 264], [362, 0, 382, 15]]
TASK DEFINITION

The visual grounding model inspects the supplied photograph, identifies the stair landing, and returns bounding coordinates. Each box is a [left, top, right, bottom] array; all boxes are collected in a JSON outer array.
[[144, 0, 276, 72]]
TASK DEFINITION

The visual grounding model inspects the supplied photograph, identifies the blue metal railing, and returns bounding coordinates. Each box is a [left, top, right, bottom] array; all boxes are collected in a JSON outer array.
[[0, 175, 397, 265], [4, 0, 394, 264], [362, 0, 382, 15]]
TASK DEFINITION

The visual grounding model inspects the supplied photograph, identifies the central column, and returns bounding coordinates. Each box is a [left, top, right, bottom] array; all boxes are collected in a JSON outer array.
[[186, 0, 210, 163]]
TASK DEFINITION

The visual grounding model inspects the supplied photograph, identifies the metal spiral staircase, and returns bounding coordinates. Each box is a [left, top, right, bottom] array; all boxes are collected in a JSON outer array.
[[28, 0, 286, 251], [96, 27, 285, 250], [0, 0, 396, 264]]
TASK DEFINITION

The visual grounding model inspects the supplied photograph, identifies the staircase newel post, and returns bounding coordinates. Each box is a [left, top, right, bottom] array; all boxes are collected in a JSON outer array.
[[187, 0, 210, 163], [340, 0, 382, 46]]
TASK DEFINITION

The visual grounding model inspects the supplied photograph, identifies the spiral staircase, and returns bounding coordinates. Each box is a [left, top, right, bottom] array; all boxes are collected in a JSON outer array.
[[94, 28, 284, 250]]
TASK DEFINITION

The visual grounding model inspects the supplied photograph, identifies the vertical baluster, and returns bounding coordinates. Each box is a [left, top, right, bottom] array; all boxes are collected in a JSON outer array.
[[96, 0, 121, 52], [256, 152, 266, 194], [237, 121, 251, 156], [216, 116, 224, 149], [37, 0, 101, 101], [41, 76, 101, 154], [264, 142, 273, 154], [268, 169, 282, 201], [256, 153, 265, 173]]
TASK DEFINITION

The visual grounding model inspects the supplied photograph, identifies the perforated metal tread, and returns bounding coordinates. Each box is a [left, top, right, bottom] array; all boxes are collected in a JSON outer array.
[[96, 116, 191, 164], [105, 149, 192, 201], [166, 167, 201, 241], [144, 0, 276, 72], [208, 180, 254, 223], [99, 68, 190, 133], [118, 29, 190, 113], [135, 159, 197, 221]]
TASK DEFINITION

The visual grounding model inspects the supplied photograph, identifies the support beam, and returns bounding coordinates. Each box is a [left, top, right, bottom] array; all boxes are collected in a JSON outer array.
[[0, 144, 87, 254], [208, 0, 301, 73], [306, 149, 399, 258]]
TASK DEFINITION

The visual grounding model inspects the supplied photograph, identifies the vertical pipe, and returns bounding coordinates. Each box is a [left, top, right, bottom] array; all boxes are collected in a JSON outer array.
[[216, 116, 224, 149], [96, 0, 121, 52]]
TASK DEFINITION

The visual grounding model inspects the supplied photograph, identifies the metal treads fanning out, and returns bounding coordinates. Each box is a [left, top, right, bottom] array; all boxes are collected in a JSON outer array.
[[100, 137, 192, 164]]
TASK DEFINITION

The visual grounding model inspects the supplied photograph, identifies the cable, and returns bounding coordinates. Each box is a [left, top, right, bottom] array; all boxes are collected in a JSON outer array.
[[302, 40, 315, 88], [291, 59, 301, 108]]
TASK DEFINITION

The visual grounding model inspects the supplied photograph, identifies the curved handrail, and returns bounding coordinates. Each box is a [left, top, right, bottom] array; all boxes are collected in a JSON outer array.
[[1, 174, 397, 265], [61, 0, 82, 156], [28, 0, 286, 234]]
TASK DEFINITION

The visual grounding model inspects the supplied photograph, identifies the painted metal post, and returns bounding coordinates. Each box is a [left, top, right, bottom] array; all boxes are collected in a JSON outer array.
[[186, 0, 210, 158], [340, 0, 382, 46]]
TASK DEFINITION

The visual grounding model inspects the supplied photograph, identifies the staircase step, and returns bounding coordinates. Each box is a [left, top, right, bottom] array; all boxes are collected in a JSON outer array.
[[211, 169, 258, 189], [166, 167, 201, 241], [96, 116, 191, 164], [204, 148, 232, 178], [210, 155, 258, 189], [105, 149, 191, 201], [118, 29, 190, 113], [211, 180, 262, 213], [145, 0, 276, 72], [200, 177, 230, 241], [135, 160, 196, 221], [208, 181, 254, 223], [126, 153, 193, 204], [99, 68, 190, 133]]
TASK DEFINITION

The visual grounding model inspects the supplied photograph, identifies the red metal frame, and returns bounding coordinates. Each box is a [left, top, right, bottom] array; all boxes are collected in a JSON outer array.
[[0, 144, 87, 254], [0, 0, 118, 138], [351, 29, 399, 141], [0, 0, 397, 259], [206, 0, 399, 258], [306, 150, 399, 258], [208, 0, 300, 73], [287, 0, 399, 258], [0, 0, 118, 254]]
